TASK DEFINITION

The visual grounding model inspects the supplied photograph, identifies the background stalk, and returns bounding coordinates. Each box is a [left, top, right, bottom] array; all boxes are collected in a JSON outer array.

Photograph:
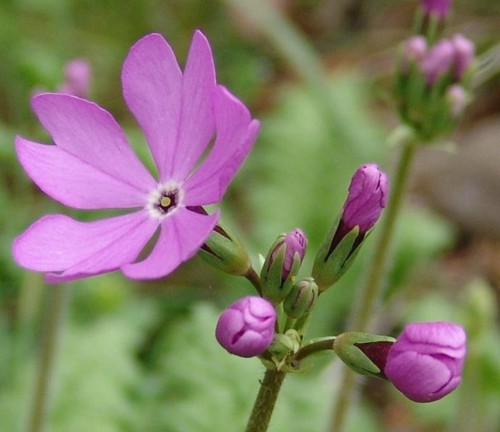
[[328, 129, 418, 432], [25, 284, 70, 432]]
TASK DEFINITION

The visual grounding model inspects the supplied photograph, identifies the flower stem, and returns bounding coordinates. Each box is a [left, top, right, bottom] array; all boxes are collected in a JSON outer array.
[[245, 267, 263, 296], [245, 369, 286, 432], [25, 284, 70, 432], [295, 336, 336, 362], [328, 128, 418, 432]]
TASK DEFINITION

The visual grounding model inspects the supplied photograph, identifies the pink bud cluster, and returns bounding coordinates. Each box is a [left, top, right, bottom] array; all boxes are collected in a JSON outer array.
[[403, 34, 474, 85]]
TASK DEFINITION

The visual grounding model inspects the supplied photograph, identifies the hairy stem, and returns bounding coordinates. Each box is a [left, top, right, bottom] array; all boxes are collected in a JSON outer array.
[[245, 369, 286, 432], [329, 129, 418, 432]]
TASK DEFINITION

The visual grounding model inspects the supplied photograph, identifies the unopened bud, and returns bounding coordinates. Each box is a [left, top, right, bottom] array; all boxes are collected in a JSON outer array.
[[312, 164, 388, 290], [451, 34, 475, 80], [421, 0, 452, 19], [261, 228, 307, 303], [215, 296, 276, 358], [421, 39, 455, 85], [385, 322, 466, 402], [334, 332, 395, 378], [199, 224, 251, 276], [401, 36, 427, 72], [283, 277, 318, 319], [58, 59, 91, 98]]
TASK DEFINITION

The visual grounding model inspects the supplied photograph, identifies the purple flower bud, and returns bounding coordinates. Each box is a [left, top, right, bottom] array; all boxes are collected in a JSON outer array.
[[451, 34, 475, 80], [342, 163, 388, 234], [58, 59, 91, 98], [421, 39, 455, 85], [401, 36, 428, 72], [215, 296, 276, 358], [385, 322, 466, 402], [421, 0, 452, 18], [272, 228, 307, 282]]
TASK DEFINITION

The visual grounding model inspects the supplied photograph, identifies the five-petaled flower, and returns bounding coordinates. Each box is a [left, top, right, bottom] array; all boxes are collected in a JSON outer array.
[[13, 31, 260, 282]]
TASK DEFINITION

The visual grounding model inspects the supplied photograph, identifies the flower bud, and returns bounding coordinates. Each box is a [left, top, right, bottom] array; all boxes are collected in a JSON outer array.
[[58, 59, 91, 98], [385, 322, 466, 402], [312, 164, 388, 290], [261, 229, 307, 303], [199, 224, 251, 276], [401, 36, 428, 73], [333, 332, 396, 378], [215, 296, 276, 358], [283, 277, 318, 319], [421, 39, 455, 85], [421, 0, 452, 18], [451, 34, 475, 80]]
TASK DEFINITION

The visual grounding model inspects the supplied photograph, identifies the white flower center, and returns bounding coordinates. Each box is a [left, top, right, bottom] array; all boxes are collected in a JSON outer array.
[[146, 181, 184, 220]]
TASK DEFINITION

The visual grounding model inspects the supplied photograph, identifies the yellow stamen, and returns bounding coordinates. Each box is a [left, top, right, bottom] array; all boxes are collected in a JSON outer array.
[[160, 196, 171, 208]]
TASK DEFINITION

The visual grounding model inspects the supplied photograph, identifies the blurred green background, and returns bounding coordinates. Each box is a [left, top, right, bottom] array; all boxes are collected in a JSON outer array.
[[1, 0, 500, 431]]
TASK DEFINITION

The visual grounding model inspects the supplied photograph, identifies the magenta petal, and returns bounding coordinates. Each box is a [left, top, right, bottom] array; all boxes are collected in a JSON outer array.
[[122, 33, 182, 180], [170, 30, 216, 180], [122, 208, 219, 279], [16, 137, 147, 209], [184, 86, 260, 206], [13, 211, 158, 283], [32, 94, 155, 192], [385, 351, 456, 402]]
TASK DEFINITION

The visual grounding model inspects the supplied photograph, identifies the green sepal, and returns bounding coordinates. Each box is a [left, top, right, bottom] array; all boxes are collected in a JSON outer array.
[[312, 222, 366, 292], [283, 277, 319, 319], [333, 332, 395, 378], [261, 236, 301, 304], [266, 329, 301, 370], [198, 224, 251, 276]]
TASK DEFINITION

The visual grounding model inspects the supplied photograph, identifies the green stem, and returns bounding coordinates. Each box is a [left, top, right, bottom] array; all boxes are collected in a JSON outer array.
[[294, 337, 336, 362], [328, 128, 418, 432], [25, 284, 70, 432], [245, 369, 286, 432], [245, 267, 263, 296]]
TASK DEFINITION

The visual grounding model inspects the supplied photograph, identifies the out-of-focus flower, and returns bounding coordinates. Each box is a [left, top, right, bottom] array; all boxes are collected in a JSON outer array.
[[385, 322, 466, 402], [313, 164, 388, 290], [421, 39, 455, 84], [451, 34, 475, 79], [215, 296, 276, 358], [401, 36, 427, 72], [58, 59, 91, 98], [13, 31, 259, 282], [421, 0, 452, 18], [261, 228, 307, 303]]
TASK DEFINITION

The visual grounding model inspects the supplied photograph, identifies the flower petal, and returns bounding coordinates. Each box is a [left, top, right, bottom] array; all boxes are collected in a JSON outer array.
[[16, 137, 147, 209], [170, 30, 216, 180], [184, 86, 259, 205], [13, 211, 158, 283], [122, 208, 219, 279], [385, 351, 456, 402], [121, 33, 182, 179], [32, 93, 155, 192]]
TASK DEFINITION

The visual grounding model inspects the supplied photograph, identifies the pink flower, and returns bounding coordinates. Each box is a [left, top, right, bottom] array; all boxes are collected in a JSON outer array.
[[13, 31, 260, 282], [385, 322, 466, 402], [216, 296, 276, 358]]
